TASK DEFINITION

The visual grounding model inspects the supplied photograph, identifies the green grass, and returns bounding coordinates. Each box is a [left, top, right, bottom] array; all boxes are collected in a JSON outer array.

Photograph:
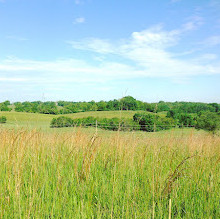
[[0, 111, 219, 218], [0, 128, 219, 218]]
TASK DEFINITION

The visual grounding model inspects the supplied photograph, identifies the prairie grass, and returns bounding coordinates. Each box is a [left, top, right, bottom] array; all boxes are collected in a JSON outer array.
[[0, 127, 219, 218]]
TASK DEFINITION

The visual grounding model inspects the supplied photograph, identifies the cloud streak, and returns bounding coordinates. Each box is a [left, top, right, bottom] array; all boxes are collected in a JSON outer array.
[[6, 36, 28, 41]]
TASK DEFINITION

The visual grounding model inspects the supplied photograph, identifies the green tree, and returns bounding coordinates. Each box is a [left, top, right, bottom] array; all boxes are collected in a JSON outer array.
[[133, 113, 155, 132], [196, 112, 220, 134], [97, 101, 107, 111], [178, 113, 196, 127], [120, 96, 137, 110]]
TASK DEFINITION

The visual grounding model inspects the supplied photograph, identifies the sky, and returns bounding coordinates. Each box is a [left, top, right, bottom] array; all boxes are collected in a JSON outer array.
[[0, 0, 220, 103]]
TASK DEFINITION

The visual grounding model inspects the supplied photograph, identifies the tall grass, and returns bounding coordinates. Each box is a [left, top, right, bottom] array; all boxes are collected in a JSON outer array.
[[0, 128, 219, 218]]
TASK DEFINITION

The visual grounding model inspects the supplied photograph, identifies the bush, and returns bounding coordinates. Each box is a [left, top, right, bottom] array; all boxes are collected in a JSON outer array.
[[196, 112, 220, 134], [133, 113, 175, 132], [50, 116, 74, 128], [0, 116, 7, 123], [133, 113, 155, 132]]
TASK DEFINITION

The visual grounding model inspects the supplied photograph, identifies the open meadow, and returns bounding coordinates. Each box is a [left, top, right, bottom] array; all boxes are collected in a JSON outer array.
[[0, 111, 219, 218], [0, 111, 143, 132]]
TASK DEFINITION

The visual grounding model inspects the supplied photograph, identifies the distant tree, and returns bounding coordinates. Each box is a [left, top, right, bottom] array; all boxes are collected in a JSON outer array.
[[143, 103, 155, 112], [3, 100, 10, 106], [0, 103, 11, 111], [120, 96, 137, 110], [134, 112, 175, 132], [14, 102, 24, 112], [88, 101, 98, 111], [167, 110, 178, 119], [97, 101, 107, 111], [196, 112, 220, 134], [208, 103, 220, 112], [158, 101, 170, 112], [178, 113, 196, 127], [133, 113, 155, 132]]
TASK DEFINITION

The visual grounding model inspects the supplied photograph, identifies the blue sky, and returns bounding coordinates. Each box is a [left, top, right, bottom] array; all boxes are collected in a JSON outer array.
[[0, 0, 220, 103]]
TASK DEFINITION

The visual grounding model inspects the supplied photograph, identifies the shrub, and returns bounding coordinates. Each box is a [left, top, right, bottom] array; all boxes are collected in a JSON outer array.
[[133, 113, 175, 132], [50, 116, 74, 128], [0, 116, 7, 123]]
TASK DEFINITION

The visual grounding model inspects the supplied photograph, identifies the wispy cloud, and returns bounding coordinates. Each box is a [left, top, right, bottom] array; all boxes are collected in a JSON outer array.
[[1, 21, 220, 89], [6, 35, 28, 41], [200, 35, 220, 47], [67, 21, 220, 79], [73, 17, 85, 24], [68, 38, 114, 53], [183, 16, 204, 31], [0, 57, 140, 84]]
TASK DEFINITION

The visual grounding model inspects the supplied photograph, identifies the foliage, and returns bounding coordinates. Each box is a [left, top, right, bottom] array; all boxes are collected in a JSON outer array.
[[133, 112, 175, 132], [50, 116, 74, 128], [51, 114, 176, 132], [50, 116, 139, 131], [0, 101, 11, 111], [120, 96, 138, 110], [196, 112, 220, 134], [0, 116, 7, 123], [167, 110, 197, 127], [2, 97, 219, 116], [178, 113, 196, 127]]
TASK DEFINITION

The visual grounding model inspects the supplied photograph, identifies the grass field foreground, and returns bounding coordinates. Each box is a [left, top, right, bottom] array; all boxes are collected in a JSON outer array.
[[0, 127, 219, 218]]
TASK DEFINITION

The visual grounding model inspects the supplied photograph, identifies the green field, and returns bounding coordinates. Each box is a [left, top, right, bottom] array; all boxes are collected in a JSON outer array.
[[0, 111, 139, 129], [0, 110, 198, 136], [0, 111, 219, 218]]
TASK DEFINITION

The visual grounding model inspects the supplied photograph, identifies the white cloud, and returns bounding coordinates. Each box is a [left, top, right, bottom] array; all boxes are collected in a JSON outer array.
[[73, 17, 85, 24], [67, 23, 220, 79], [1, 22, 220, 87], [0, 57, 139, 85], [6, 35, 28, 41]]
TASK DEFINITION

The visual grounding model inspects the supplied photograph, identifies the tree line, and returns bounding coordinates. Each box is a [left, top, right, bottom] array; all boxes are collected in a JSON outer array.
[[50, 111, 220, 134], [1, 96, 219, 115]]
